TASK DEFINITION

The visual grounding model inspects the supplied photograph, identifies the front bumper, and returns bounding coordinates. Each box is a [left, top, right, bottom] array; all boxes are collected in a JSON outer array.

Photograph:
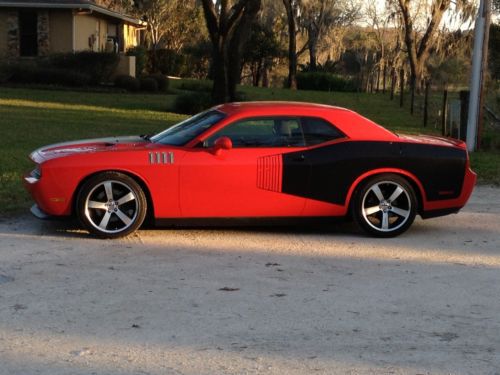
[[30, 204, 52, 220]]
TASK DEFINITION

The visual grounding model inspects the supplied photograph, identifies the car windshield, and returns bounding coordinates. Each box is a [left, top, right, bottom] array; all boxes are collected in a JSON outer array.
[[150, 110, 226, 146]]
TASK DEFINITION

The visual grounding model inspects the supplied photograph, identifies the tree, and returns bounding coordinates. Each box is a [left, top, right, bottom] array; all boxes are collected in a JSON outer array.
[[282, 0, 358, 88], [489, 23, 500, 81], [242, 21, 282, 87], [282, 0, 299, 88], [201, 0, 262, 103], [300, 0, 359, 71], [133, 0, 203, 71], [392, 0, 475, 113]]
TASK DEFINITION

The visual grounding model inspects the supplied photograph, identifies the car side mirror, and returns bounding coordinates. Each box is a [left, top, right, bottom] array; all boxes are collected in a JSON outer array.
[[212, 136, 232, 155]]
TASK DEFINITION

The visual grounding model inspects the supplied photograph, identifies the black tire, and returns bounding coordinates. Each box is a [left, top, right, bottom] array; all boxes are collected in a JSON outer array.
[[351, 174, 417, 237], [76, 172, 147, 238]]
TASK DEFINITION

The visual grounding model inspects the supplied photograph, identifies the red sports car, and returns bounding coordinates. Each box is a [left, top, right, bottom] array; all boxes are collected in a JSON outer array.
[[24, 102, 476, 238]]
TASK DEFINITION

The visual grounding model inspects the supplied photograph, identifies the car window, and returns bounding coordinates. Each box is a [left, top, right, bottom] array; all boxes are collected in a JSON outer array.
[[150, 110, 226, 146], [301, 117, 345, 146], [205, 117, 305, 148]]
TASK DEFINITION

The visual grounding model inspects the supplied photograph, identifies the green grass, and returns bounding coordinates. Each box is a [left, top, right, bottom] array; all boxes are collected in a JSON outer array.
[[0, 88, 184, 215], [1, 82, 498, 216], [470, 151, 500, 185]]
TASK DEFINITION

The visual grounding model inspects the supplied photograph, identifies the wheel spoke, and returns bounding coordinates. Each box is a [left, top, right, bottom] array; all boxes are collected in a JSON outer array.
[[116, 192, 135, 206], [88, 200, 107, 210], [98, 211, 112, 230], [115, 209, 132, 226], [371, 184, 385, 201], [388, 186, 404, 202], [381, 211, 389, 230], [364, 205, 381, 216], [104, 182, 114, 201], [391, 207, 409, 218]]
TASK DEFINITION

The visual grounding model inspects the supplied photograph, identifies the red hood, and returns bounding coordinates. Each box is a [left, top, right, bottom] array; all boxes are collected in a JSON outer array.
[[30, 136, 149, 163], [398, 134, 466, 149]]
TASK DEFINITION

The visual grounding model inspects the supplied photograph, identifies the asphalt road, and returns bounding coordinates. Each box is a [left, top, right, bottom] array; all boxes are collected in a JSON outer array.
[[0, 185, 499, 375]]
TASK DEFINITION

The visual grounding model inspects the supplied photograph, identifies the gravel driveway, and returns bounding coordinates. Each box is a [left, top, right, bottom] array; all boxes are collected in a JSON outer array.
[[0, 185, 499, 375]]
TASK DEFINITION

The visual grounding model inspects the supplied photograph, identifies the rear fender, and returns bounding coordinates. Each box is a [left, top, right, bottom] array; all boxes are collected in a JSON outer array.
[[346, 168, 427, 213]]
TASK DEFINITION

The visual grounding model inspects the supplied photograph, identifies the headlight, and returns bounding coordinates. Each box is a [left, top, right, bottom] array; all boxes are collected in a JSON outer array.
[[30, 164, 42, 180]]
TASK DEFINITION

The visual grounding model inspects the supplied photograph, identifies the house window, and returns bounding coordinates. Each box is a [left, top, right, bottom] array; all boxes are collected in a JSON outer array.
[[19, 10, 38, 56]]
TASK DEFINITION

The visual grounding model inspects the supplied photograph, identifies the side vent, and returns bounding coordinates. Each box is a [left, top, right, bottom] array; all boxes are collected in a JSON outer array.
[[257, 154, 282, 192], [149, 152, 174, 165]]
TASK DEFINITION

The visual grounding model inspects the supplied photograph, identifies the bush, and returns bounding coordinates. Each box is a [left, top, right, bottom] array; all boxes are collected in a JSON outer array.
[[48, 52, 119, 84], [178, 80, 213, 92], [147, 73, 169, 91], [139, 77, 158, 92], [296, 72, 359, 92], [5, 63, 90, 87], [127, 46, 148, 77], [114, 74, 140, 92], [149, 49, 187, 76], [173, 92, 212, 114]]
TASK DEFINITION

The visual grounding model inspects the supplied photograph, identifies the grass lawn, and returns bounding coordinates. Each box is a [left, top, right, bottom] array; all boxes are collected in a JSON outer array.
[[1, 83, 498, 216]]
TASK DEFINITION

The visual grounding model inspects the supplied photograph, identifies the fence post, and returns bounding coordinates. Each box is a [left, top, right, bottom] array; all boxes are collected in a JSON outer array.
[[460, 90, 470, 142], [423, 80, 430, 127], [441, 89, 448, 135], [390, 67, 395, 100], [399, 69, 404, 107]]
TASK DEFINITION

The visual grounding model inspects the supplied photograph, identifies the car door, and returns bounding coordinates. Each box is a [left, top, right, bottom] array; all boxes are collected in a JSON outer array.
[[179, 117, 308, 218]]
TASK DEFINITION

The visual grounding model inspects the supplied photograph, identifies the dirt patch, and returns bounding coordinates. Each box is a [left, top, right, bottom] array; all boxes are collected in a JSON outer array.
[[0, 185, 499, 374]]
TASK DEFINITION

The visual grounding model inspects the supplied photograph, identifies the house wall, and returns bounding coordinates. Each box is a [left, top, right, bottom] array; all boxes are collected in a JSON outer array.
[[0, 10, 8, 58], [123, 24, 138, 51], [74, 13, 122, 52], [48, 9, 72, 53], [0, 8, 142, 57], [74, 13, 99, 51]]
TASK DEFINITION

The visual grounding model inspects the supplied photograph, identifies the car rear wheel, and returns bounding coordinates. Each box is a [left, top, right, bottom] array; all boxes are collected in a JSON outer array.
[[76, 172, 147, 238], [352, 174, 417, 237]]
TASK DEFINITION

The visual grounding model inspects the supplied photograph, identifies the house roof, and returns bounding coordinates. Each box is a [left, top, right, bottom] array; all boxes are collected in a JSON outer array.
[[0, 0, 146, 26]]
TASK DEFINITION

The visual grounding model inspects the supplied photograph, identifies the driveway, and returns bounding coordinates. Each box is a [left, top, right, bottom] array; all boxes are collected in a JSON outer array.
[[0, 185, 499, 375]]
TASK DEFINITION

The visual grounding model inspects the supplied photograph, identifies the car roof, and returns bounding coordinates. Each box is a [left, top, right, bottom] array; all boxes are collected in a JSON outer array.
[[213, 101, 397, 141], [215, 101, 351, 116]]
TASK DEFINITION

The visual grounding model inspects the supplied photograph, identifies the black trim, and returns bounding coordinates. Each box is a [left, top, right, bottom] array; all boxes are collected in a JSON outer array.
[[282, 141, 467, 205], [420, 207, 461, 219], [155, 217, 346, 228]]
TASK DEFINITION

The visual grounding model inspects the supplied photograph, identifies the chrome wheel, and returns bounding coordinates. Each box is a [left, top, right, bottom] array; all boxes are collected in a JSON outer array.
[[352, 174, 417, 237], [84, 180, 138, 234], [77, 172, 147, 238], [361, 181, 411, 233]]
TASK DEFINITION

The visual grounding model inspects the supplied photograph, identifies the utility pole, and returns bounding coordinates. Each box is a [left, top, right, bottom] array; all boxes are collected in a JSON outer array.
[[466, 0, 492, 152]]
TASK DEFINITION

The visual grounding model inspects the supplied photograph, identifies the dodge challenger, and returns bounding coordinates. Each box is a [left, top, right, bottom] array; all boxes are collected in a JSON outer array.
[[24, 102, 476, 238]]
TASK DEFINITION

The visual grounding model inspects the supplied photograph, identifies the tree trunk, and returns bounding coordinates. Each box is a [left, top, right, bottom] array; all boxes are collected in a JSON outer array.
[[201, 0, 261, 104], [212, 43, 229, 104], [308, 25, 319, 71], [283, 0, 297, 89]]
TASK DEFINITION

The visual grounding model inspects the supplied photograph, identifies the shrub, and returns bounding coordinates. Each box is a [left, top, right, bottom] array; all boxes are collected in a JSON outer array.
[[114, 74, 140, 92], [147, 73, 169, 91], [139, 77, 159, 92], [5, 63, 90, 87], [173, 92, 212, 114], [48, 52, 119, 84], [296, 72, 358, 92], [127, 46, 148, 77], [178, 80, 213, 92], [149, 49, 187, 76]]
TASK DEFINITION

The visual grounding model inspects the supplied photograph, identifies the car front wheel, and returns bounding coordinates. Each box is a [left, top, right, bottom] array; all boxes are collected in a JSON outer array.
[[76, 172, 147, 238], [352, 174, 417, 237]]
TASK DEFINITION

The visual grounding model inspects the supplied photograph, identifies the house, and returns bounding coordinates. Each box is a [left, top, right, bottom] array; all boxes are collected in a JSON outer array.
[[0, 0, 146, 75]]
